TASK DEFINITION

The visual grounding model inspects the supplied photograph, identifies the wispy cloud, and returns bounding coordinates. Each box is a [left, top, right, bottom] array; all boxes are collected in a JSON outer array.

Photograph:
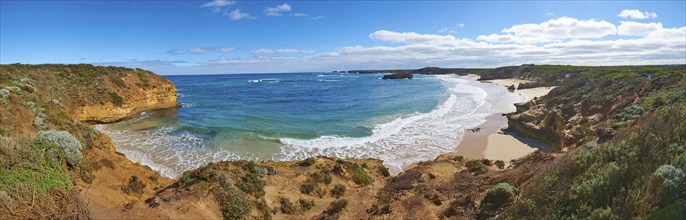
[[251, 48, 315, 54], [165, 46, 236, 55], [201, 0, 234, 13], [307, 15, 325, 20], [618, 9, 657, 19], [264, 3, 291, 16], [225, 9, 255, 21], [292, 13, 307, 17]]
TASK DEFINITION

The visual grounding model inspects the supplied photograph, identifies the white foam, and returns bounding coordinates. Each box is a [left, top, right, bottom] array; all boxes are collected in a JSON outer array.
[[95, 125, 241, 178], [276, 76, 520, 174]]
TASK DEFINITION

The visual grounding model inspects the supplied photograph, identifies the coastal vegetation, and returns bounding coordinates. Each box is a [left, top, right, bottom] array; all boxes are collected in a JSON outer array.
[[0, 63, 684, 219]]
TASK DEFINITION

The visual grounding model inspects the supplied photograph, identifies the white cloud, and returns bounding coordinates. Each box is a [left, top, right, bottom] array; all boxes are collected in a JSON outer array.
[[618, 21, 663, 36], [477, 17, 617, 44], [264, 3, 291, 16], [225, 9, 255, 21], [111, 15, 685, 74], [618, 9, 657, 19], [252, 48, 315, 54], [188, 47, 213, 53], [292, 13, 307, 17], [219, 47, 236, 52], [202, 0, 234, 8], [545, 12, 554, 16], [457, 22, 465, 28], [251, 49, 275, 54], [275, 49, 315, 53], [307, 15, 325, 20]]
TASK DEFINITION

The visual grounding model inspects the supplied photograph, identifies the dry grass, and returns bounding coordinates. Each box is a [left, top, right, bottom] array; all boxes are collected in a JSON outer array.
[[0, 187, 88, 219]]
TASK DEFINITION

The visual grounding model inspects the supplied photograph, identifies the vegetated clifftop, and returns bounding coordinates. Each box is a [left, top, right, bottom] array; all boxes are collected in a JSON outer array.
[[0, 64, 177, 218], [0, 64, 176, 124]]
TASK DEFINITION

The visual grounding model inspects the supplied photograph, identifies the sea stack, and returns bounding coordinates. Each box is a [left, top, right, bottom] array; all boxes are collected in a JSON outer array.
[[382, 72, 413, 79]]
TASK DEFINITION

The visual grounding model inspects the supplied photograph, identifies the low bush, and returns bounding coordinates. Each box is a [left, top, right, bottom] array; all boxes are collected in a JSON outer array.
[[299, 199, 315, 211], [478, 183, 518, 218], [494, 160, 506, 169], [33, 130, 83, 166], [325, 199, 348, 215], [330, 184, 346, 198], [352, 166, 372, 185], [466, 160, 488, 175], [121, 175, 145, 195], [279, 197, 296, 214], [236, 172, 264, 197], [109, 92, 124, 107]]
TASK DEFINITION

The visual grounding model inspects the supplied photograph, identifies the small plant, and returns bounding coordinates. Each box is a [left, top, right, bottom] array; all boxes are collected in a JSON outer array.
[[109, 92, 124, 107], [279, 197, 296, 214], [478, 183, 519, 218], [310, 171, 332, 185], [494, 160, 506, 169], [236, 172, 264, 197], [466, 160, 488, 175], [299, 199, 315, 211], [300, 181, 316, 195], [352, 166, 372, 185], [325, 199, 348, 215], [424, 193, 442, 205], [121, 175, 146, 195], [108, 74, 127, 88], [330, 184, 346, 198]]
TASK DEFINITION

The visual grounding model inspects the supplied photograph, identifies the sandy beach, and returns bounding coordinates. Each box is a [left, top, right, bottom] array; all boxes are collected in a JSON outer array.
[[456, 75, 553, 162]]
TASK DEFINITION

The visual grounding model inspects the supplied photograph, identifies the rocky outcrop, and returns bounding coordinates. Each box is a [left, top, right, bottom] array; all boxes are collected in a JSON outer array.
[[382, 72, 413, 79], [74, 73, 176, 123]]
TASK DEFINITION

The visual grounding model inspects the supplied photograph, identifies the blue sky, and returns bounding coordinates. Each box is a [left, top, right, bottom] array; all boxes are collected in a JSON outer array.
[[1, 1, 685, 74]]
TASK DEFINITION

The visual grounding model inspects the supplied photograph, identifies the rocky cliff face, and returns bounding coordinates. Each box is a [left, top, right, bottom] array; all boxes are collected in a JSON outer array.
[[74, 73, 177, 123]]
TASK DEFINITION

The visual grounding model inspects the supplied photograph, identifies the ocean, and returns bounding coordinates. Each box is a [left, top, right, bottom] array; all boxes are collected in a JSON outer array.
[[96, 73, 523, 177]]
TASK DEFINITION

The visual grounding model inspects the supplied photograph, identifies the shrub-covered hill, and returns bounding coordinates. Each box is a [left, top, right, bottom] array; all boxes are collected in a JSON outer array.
[[0, 64, 176, 218]]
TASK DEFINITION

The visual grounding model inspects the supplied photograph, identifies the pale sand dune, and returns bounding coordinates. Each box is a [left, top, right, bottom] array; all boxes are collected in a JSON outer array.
[[455, 75, 554, 162]]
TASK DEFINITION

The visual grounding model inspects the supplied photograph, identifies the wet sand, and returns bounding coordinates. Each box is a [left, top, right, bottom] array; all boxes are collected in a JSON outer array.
[[455, 76, 553, 162]]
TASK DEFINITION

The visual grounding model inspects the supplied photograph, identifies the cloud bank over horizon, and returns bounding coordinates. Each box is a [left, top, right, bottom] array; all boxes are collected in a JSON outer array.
[[96, 9, 684, 74]]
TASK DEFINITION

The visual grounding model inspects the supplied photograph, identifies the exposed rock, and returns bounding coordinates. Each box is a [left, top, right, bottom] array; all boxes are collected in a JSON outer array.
[[382, 72, 413, 80]]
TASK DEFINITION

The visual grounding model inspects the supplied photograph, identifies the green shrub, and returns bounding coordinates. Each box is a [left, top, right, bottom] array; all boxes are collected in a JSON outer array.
[[34, 130, 83, 166], [219, 187, 252, 220], [121, 175, 145, 195], [299, 199, 315, 211], [466, 160, 488, 175], [325, 199, 348, 214], [0, 136, 72, 193], [479, 183, 519, 218], [309, 171, 332, 185], [330, 184, 346, 198], [352, 166, 372, 185], [654, 165, 685, 200], [109, 92, 124, 107], [279, 197, 296, 214], [236, 172, 264, 197], [0, 88, 8, 102], [108, 74, 127, 88]]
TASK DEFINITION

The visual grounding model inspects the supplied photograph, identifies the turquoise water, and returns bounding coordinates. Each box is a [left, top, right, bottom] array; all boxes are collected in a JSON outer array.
[[98, 73, 522, 177]]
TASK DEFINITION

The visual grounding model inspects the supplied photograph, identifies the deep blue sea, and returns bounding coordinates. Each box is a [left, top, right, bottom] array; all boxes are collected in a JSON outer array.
[[98, 73, 522, 177]]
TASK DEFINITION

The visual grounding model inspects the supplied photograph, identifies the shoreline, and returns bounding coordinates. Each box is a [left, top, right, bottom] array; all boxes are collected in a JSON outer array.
[[455, 75, 553, 163]]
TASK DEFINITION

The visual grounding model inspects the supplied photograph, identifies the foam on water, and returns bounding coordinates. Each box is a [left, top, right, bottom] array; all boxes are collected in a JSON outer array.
[[276, 76, 519, 174], [96, 125, 242, 177]]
